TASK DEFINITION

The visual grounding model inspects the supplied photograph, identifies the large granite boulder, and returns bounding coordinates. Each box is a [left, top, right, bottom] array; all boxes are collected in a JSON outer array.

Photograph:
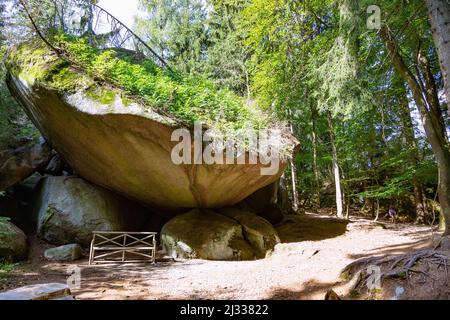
[[33, 176, 147, 246], [5, 42, 298, 210], [161, 209, 280, 260], [0, 218, 28, 261]]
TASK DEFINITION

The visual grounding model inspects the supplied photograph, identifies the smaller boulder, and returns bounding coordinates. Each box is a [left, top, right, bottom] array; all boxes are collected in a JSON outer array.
[[33, 176, 148, 246], [44, 244, 82, 261], [0, 218, 27, 262], [0, 142, 52, 191], [161, 209, 255, 260], [161, 208, 280, 261]]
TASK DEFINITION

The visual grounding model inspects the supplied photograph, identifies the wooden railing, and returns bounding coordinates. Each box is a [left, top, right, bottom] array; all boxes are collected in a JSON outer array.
[[89, 231, 157, 264]]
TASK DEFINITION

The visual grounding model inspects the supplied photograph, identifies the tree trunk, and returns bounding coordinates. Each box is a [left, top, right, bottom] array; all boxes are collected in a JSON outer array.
[[417, 49, 448, 139], [345, 193, 350, 219], [327, 112, 343, 218], [396, 78, 431, 223], [289, 158, 299, 212], [374, 199, 380, 222], [413, 183, 428, 224], [426, 0, 450, 111], [440, 212, 446, 231], [379, 25, 450, 235], [278, 173, 291, 213], [310, 103, 321, 207], [288, 119, 299, 212]]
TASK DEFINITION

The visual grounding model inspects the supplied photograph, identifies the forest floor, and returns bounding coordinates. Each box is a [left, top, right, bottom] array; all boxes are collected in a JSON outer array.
[[0, 212, 437, 300]]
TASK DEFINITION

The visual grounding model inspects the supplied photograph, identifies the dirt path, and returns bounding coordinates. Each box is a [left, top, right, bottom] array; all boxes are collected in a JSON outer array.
[[0, 214, 434, 299]]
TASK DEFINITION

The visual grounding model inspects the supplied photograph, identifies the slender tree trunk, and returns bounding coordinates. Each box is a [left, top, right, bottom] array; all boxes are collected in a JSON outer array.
[[310, 103, 321, 207], [289, 158, 299, 212], [380, 25, 450, 235], [278, 173, 291, 213], [370, 198, 375, 218], [288, 120, 299, 212], [397, 78, 430, 223], [380, 106, 388, 147], [440, 212, 446, 231], [413, 183, 429, 224], [426, 0, 450, 111], [345, 193, 350, 219], [242, 63, 251, 101], [417, 49, 448, 138], [374, 199, 380, 222], [327, 112, 343, 218]]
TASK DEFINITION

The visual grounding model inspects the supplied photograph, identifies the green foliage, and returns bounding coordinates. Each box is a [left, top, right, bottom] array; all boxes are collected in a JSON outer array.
[[0, 45, 38, 148], [0, 262, 17, 280], [135, 0, 209, 75], [8, 34, 274, 132], [239, 0, 440, 215]]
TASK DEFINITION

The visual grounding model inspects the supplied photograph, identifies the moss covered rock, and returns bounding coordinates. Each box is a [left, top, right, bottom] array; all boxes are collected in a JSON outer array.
[[0, 218, 28, 262]]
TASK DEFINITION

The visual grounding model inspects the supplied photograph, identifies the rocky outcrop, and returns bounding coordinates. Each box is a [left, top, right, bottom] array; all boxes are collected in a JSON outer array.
[[6, 47, 298, 209], [44, 244, 82, 261], [161, 209, 279, 260], [0, 142, 52, 191], [0, 218, 27, 261], [33, 176, 147, 246]]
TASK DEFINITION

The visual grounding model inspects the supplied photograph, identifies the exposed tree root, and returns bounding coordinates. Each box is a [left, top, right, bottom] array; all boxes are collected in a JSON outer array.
[[341, 248, 450, 295]]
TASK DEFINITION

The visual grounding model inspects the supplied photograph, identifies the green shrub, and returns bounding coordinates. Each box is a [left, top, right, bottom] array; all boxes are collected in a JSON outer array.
[[0, 262, 17, 280]]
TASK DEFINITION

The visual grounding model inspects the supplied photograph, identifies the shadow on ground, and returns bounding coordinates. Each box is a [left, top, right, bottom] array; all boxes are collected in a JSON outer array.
[[267, 279, 335, 300], [276, 214, 349, 243], [72, 259, 180, 299], [347, 238, 431, 260]]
